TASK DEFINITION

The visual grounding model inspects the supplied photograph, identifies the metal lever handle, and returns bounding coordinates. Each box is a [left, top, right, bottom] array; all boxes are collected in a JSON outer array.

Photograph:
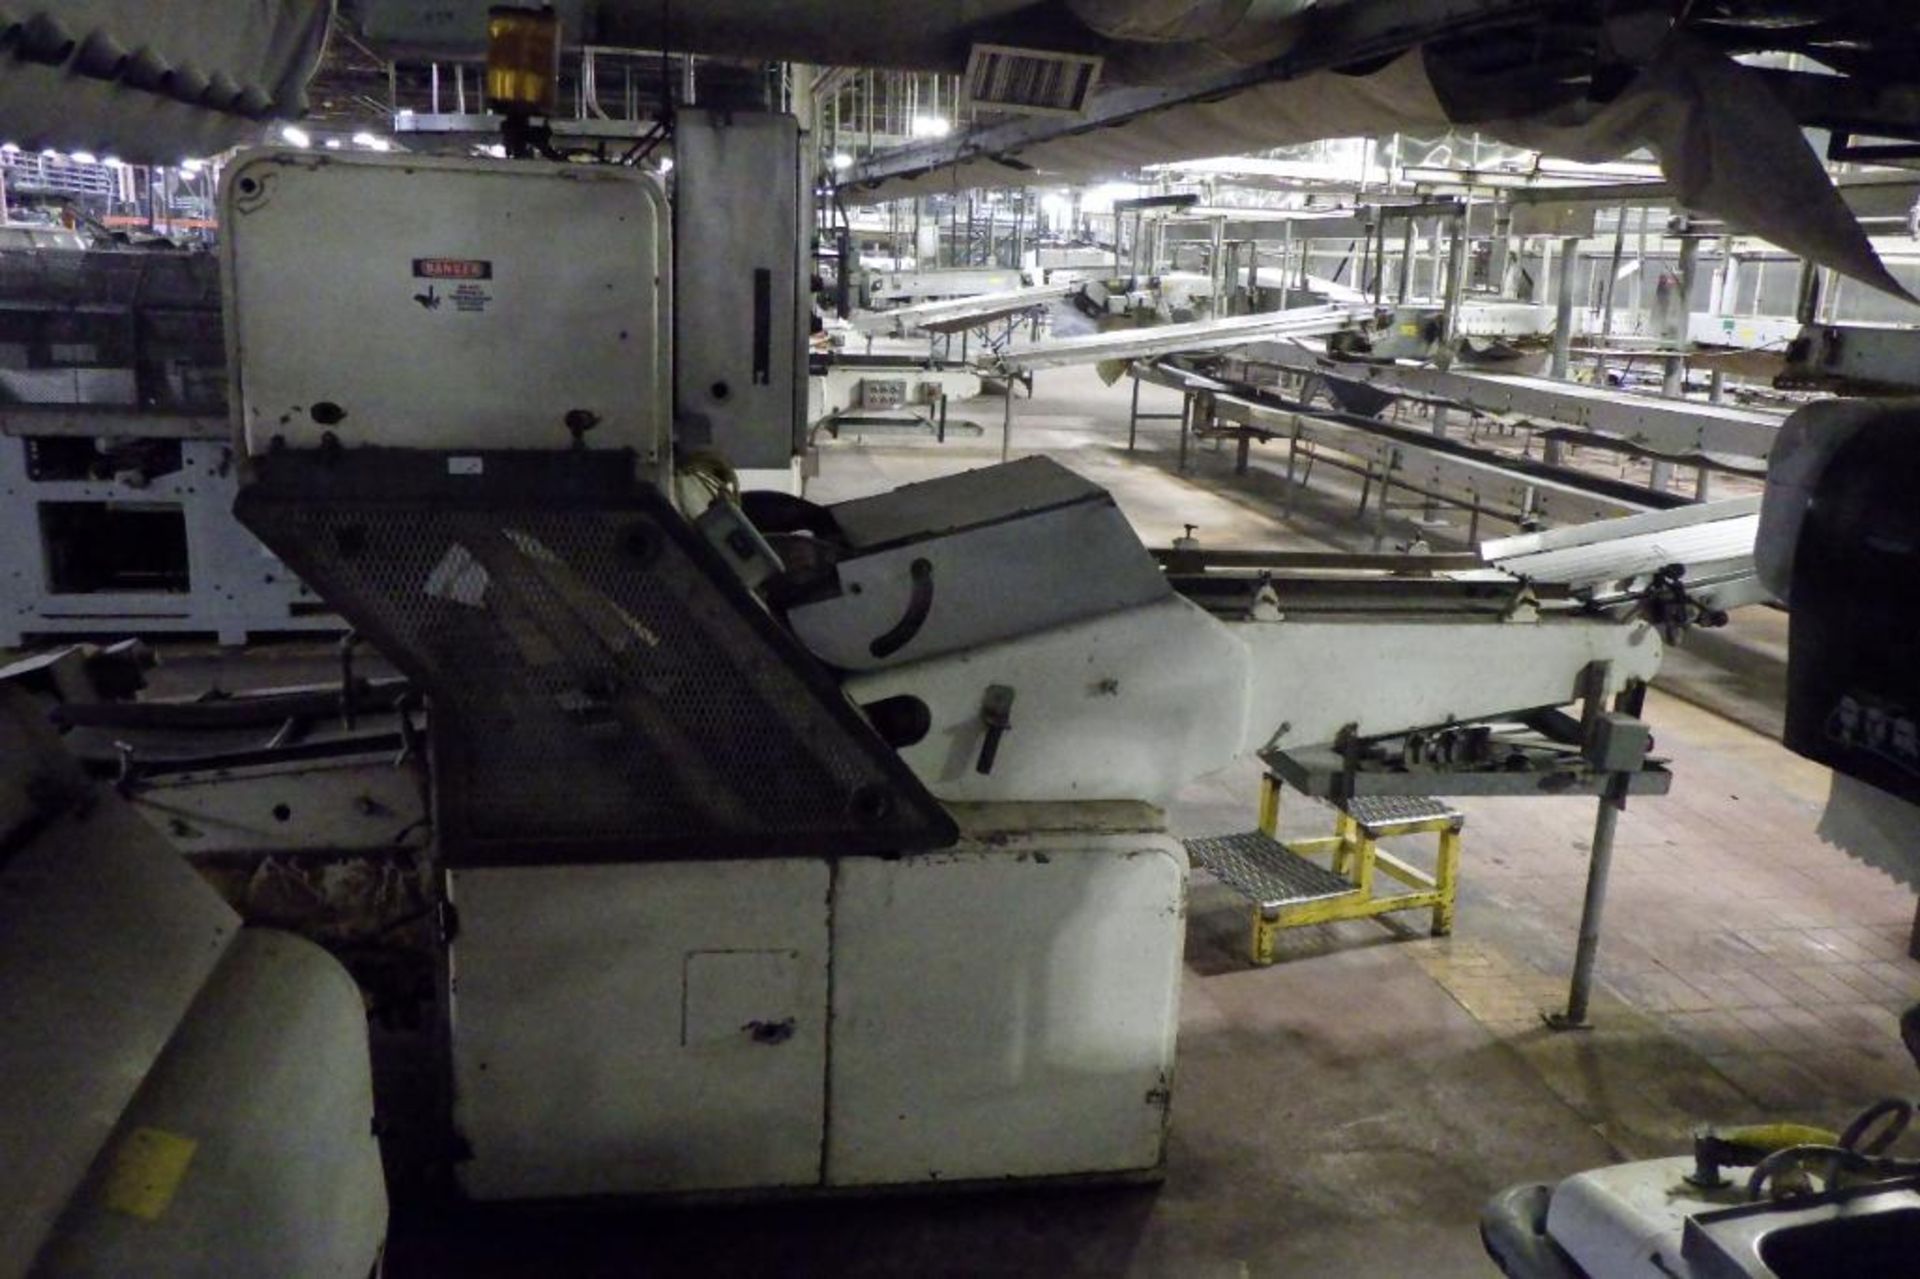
[[976, 684, 1015, 775]]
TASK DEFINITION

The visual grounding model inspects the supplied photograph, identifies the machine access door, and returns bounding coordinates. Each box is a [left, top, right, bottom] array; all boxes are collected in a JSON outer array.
[[448, 859, 830, 1199]]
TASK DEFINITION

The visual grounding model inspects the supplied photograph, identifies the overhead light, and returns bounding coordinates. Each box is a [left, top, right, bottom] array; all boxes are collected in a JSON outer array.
[[482, 143, 506, 159], [101, 156, 121, 168], [831, 152, 854, 171], [40, 149, 58, 160], [0, 142, 17, 154], [1079, 182, 1140, 214], [180, 157, 203, 173], [70, 151, 98, 165], [658, 157, 673, 174], [910, 116, 950, 139], [1040, 193, 1071, 219], [351, 132, 392, 152], [280, 124, 312, 148], [323, 139, 342, 150]]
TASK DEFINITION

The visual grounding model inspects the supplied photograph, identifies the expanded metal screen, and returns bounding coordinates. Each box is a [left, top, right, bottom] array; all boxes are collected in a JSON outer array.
[[239, 454, 955, 865]]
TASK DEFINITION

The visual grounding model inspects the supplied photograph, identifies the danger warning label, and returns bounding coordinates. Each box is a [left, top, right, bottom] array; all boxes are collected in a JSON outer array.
[[413, 257, 493, 280], [411, 257, 495, 313]]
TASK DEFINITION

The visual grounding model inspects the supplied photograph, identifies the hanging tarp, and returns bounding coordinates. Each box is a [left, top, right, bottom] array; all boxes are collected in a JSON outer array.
[[0, 2, 331, 162]]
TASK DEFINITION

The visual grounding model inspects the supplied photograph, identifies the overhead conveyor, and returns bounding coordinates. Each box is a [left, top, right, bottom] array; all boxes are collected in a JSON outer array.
[[994, 305, 1367, 375], [851, 283, 1075, 338]]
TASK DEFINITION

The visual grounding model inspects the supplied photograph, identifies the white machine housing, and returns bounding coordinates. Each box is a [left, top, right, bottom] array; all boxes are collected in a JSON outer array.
[[220, 148, 1189, 1202], [221, 150, 671, 468]]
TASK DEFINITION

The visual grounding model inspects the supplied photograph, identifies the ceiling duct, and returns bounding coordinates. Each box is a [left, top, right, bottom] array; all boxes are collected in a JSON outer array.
[[964, 43, 1103, 116]]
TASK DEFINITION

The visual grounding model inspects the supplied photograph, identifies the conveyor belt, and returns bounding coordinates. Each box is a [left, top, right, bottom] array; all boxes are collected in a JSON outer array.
[[1246, 339, 1787, 461], [997, 304, 1365, 372], [1482, 497, 1769, 609], [852, 284, 1074, 336]]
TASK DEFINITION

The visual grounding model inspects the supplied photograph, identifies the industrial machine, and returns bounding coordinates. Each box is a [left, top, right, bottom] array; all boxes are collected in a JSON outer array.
[[204, 145, 1676, 1203], [0, 245, 337, 646]]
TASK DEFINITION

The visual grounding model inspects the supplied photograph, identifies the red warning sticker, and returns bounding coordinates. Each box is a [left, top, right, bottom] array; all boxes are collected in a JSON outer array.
[[412, 257, 493, 280]]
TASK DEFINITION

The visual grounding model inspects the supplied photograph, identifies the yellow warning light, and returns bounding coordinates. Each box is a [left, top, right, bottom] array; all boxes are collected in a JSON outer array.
[[486, 6, 560, 117]]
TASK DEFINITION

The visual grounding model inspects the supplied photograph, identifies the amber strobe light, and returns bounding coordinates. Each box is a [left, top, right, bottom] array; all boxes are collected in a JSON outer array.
[[486, 6, 560, 116]]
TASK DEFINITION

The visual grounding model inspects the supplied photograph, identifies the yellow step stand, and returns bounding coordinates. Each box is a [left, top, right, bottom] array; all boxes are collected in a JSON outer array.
[[1186, 774, 1463, 966]]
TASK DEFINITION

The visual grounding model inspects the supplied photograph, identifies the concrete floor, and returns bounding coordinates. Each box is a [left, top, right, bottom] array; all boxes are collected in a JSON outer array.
[[94, 362, 1920, 1276]]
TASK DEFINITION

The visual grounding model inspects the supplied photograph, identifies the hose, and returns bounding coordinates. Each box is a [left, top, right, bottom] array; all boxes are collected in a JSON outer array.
[[1746, 1097, 1920, 1201]]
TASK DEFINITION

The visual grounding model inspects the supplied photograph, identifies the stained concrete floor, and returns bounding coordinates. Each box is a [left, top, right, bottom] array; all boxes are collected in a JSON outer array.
[[82, 362, 1920, 1276]]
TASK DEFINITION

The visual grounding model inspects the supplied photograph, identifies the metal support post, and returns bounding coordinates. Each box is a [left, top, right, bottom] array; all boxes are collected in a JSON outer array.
[[1490, 208, 1513, 296], [1209, 216, 1226, 317], [1431, 403, 1450, 439], [1283, 423, 1303, 517], [1708, 368, 1726, 404], [936, 394, 948, 443], [1427, 218, 1443, 302], [1595, 204, 1629, 383], [1128, 373, 1141, 451], [1793, 256, 1821, 325], [1000, 376, 1014, 462], [1550, 771, 1629, 1029], [1176, 392, 1191, 472], [1649, 460, 1674, 492], [1662, 233, 1700, 399], [1441, 208, 1468, 347], [1694, 465, 1712, 503], [1371, 450, 1396, 549], [1550, 235, 1579, 381], [1235, 429, 1252, 475], [1397, 216, 1415, 303]]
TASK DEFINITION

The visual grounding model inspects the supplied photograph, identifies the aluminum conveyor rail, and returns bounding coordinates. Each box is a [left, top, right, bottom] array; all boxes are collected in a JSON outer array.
[[1243, 339, 1788, 462], [1482, 496, 1769, 612], [852, 283, 1075, 337], [995, 304, 1366, 373]]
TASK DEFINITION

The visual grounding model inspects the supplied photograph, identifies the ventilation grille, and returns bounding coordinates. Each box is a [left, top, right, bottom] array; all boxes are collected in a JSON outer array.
[[238, 453, 955, 866], [964, 44, 1102, 117]]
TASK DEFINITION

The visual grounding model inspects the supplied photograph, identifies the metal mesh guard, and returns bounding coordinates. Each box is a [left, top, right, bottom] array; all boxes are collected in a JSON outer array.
[[1185, 831, 1353, 910], [238, 458, 955, 865]]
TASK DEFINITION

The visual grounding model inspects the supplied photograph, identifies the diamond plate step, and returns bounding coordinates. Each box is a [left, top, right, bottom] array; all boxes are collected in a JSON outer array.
[[1342, 795, 1462, 836], [1185, 830, 1354, 911]]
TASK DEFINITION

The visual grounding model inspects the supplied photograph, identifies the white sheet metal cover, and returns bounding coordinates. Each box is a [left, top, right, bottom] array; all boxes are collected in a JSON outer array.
[[222, 150, 669, 460]]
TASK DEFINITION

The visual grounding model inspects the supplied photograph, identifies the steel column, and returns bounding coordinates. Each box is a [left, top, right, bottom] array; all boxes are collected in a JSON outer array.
[[1550, 235, 1579, 381], [1662, 234, 1700, 399]]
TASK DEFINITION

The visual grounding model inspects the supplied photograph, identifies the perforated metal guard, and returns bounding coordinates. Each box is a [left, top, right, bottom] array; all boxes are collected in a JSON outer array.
[[237, 451, 956, 865], [1185, 831, 1353, 910]]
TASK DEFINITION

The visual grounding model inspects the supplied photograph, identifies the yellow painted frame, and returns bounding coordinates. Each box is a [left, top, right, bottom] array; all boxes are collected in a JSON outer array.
[[1248, 775, 1463, 965]]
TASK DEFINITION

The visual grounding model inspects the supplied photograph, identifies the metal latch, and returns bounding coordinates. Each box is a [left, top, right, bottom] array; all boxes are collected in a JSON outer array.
[[976, 684, 1015, 775]]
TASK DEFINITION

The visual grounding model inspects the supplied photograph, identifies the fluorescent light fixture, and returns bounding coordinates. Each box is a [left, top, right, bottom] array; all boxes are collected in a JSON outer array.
[[101, 156, 121, 168], [910, 116, 950, 138], [658, 157, 673, 173], [0, 142, 18, 154], [482, 143, 506, 159], [351, 132, 392, 152], [324, 139, 342, 149], [39, 149, 58, 159], [280, 125, 312, 148], [831, 152, 854, 171], [70, 151, 98, 165], [180, 158, 203, 173]]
